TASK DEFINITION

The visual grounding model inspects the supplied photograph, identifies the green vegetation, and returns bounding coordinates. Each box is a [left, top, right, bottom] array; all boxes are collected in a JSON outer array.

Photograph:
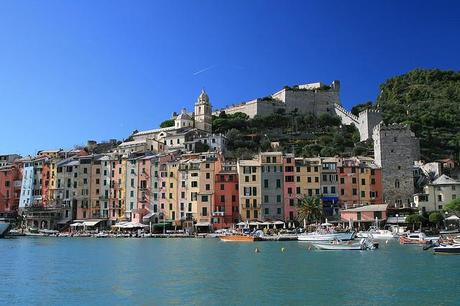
[[377, 69, 460, 161], [351, 101, 373, 116], [444, 198, 460, 216], [428, 211, 444, 228], [296, 195, 323, 224], [405, 213, 424, 231], [160, 119, 175, 128], [214, 110, 365, 159]]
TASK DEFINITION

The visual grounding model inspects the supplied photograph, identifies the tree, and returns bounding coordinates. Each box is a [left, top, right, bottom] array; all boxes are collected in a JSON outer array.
[[296, 195, 323, 224], [428, 211, 444, 229], [444, 198, 460, 216], [160, 119, 175, 128], [405, 214, 423, 231], [351, 101, 374, 116]]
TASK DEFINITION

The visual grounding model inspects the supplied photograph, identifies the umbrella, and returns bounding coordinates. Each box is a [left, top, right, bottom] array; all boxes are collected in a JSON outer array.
[[303, 218, 306, 229]]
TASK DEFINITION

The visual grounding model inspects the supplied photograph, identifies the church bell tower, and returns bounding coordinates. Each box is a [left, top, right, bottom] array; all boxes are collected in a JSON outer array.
[[194, 89, 212, 133]]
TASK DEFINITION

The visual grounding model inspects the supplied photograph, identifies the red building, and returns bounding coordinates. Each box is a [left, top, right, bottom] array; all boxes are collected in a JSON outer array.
[[0, 163, 22, 217], [283, 154, 297, 222], [213, 164, 239, 230]]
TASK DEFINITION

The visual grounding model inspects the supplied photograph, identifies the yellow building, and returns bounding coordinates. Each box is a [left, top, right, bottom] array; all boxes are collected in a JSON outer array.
[[238, 159, 262, 221]]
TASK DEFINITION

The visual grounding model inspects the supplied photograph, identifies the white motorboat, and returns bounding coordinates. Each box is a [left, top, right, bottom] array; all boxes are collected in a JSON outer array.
[[298, 230, 355, 242], [357, 226, 397, 239], [433, 244, 460, 255], [400, 232, 439, 244], [0, 220, 11, 238], [312, 238, 378, 250]]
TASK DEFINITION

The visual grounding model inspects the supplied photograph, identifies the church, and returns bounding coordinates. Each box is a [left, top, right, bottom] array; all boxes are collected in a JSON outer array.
[[117, 90, 226, 154]]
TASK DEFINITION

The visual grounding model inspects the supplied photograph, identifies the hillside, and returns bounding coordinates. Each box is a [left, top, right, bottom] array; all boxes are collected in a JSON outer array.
[[377, 69, 460, 161], [213, 110, 368, 159]]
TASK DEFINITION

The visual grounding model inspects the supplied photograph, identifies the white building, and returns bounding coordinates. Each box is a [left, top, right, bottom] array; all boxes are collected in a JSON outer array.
[[414, 174, 460, 213]]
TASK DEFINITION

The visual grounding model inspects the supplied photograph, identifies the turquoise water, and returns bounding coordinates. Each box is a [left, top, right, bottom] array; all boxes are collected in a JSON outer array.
[[0, 237, 458, 306]]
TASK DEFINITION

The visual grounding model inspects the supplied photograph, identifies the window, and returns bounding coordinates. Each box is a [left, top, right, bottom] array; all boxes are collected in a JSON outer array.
[[352, 189, 357, 196], [206, 184, 210, 191], [254, 210, 258, 219], [245, 176, 249, 182], [220, 195, 225, 203], [277, 208, 281, 215], [361, 179, 365, 186], [438, 195, 442, 202], [352, 178, 357, 184], [340, 178, 345, 184], [264, 208, 269, 215], [264, 179, 269, 188], [264, 195, 269, 203], [395, 179, 400, 188], [341, 189, 344, 195], [296, 187, 301, 194], [206, 173, 210, 179], [361, 191, 365, 198], [191, 181, 198, 188], [246, 210, 250, 219], [220, 184, 224, 190], [307, 177, 312, 183], [277, 195, 281, 203], [202, 195, 208, 202], [331, 186, 336, 194], [202, 207, 208, 216], [371, 178, 376, 185], [276, 179, 281, 188], [323, 186, 328, 194]]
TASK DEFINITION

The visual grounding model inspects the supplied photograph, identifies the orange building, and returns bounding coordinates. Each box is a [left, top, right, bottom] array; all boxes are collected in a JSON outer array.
[[338, 157, 383, 208]]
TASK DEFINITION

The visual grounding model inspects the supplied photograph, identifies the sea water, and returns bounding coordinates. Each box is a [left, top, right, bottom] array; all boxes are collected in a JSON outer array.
[[0, 237, 458, 305]]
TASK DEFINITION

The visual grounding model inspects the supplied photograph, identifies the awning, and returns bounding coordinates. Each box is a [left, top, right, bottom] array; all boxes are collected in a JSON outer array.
[[236, 222, 246, 226], [273, 221, 285, 225], [142, 212, 156, 220], [446, 215, 460, 221], [152, 222, 172, 228], [195, 222, 210, 227], [83, 220, 102, 227], [70, 223, 84, 227]]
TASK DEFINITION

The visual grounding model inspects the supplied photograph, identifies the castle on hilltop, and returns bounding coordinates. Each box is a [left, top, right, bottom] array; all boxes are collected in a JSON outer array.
[[213, 81, 341, 118]]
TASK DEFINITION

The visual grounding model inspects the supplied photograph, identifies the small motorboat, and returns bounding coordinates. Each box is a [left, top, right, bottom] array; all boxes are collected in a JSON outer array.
[[433, 244, 460, 255], [312, 238, 378, 250], [399, 232, 439, 245], [219, 235, 261, 242], [357, 226, 397, 239]]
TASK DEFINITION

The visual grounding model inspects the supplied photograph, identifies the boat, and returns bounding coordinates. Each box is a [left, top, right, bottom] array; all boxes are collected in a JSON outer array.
[[399, 232, 439, 245], [95, 232, 109, 238], [219, 235, 261, 242], [298, 230, 355, 242], [312, 238, 378, 250], [357, 226, 397, 239], [433, 244, 460, 255], [0, 220, 11, 238]]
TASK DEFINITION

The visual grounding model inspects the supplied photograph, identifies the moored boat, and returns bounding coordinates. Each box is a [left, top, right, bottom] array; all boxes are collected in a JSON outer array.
[[219, 235, 261, 242], [433, 244, 460, 255], [312, 238, 378, 250], [298, 231, 355, 242], [357, 226, 397, 239], [399, 232, 439, 245]]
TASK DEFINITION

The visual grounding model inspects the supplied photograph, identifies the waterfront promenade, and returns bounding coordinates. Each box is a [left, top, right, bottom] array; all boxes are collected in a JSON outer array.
[[1, 237, 458, 306]]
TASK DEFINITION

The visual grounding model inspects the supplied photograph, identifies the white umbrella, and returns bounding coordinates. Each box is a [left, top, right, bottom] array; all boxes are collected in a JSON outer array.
[[303, 218, 307, 229]]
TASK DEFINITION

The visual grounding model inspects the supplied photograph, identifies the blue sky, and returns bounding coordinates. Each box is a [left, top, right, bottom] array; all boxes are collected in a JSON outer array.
[[1, 0, 459, 155]]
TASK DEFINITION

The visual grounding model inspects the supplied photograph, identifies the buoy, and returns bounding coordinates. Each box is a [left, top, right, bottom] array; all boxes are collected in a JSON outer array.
[[255, 247, 260, 253], [281, 247, 286, 252]]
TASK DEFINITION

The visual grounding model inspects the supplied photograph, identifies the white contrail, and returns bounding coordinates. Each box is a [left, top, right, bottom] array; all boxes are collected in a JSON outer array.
[[193, 65, 217, 76]]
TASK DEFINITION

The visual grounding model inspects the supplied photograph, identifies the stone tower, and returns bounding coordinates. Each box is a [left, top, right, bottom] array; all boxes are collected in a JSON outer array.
[[373, 123, 420, 208], [194, 89, 212, 133]]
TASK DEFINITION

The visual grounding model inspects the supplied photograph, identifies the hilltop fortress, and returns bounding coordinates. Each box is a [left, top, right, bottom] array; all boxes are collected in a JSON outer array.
[[215, 80, 383, 142]]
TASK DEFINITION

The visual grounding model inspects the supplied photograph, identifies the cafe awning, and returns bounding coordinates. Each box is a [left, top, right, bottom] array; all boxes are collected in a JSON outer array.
[[195, 222, 210, 227]]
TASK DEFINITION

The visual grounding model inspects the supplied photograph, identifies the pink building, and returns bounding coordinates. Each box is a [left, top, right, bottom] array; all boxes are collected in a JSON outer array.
[[340, 204, 388, 227]]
